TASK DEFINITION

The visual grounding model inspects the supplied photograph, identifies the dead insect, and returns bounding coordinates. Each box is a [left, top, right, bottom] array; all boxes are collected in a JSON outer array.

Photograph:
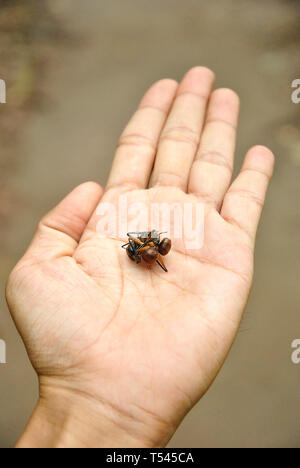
[[122, 230, 171, 272]]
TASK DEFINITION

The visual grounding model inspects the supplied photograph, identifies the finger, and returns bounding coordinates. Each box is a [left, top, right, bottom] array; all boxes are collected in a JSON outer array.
[[23, 182, 103, 260], [188, 88, 240, 209], [221, 146, 274, 241], [105, 79, 178, 194], [151, 67, 215, 191]]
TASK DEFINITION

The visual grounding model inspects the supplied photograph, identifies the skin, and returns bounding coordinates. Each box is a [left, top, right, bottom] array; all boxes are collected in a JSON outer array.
[[6, 67, 274, 448]]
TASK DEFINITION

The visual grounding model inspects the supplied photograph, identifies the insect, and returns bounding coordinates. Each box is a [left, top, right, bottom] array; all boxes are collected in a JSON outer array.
[[122, 230, 172, 272]]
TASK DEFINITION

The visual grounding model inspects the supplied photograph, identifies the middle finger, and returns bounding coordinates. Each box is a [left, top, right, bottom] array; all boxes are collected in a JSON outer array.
[[151, 67, 215, 191]]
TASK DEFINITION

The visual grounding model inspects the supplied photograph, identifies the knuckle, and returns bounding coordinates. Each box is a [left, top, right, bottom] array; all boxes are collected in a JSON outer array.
[[161, 125, 199, 147], [117, 133, 155, 150], [228, 189, 264, 208], [196, 151, 232, 172]]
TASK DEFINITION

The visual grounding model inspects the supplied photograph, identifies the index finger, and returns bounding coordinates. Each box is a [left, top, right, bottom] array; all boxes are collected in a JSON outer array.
[[104, 79, 178, 196]]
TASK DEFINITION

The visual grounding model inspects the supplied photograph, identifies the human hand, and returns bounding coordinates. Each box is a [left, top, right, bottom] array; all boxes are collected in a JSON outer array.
[[6, 67, 274, 448]]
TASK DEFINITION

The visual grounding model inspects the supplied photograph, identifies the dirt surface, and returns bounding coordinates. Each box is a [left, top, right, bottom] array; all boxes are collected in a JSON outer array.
[[0, 0, 299, 448]]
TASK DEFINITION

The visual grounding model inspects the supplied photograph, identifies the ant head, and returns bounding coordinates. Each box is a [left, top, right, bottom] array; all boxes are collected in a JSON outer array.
[[158, 237, 171, 256]]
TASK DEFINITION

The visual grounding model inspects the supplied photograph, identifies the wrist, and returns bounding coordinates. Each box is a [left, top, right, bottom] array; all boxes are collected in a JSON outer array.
[[17, 381, 167, 448]]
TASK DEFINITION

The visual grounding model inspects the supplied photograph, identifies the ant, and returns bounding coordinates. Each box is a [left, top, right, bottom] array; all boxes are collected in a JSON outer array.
[[122, 230, 171, 272]]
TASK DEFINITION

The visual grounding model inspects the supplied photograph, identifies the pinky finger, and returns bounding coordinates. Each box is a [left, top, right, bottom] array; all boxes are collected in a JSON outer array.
[[221, 146, 274, 242]]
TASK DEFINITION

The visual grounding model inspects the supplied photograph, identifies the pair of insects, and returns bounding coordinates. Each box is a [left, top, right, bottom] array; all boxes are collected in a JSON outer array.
[[122, 230, 172, 272]]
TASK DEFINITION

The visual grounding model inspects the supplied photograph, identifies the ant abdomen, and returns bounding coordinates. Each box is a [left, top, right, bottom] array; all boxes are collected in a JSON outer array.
[[141, 247, 157, 264]]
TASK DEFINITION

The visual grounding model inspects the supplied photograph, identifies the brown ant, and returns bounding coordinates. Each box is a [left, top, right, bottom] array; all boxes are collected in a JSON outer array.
[[122, 230, 171, 272]]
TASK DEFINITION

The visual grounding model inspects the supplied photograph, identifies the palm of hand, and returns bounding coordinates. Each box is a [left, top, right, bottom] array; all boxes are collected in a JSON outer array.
[[9, 186, 251, 439], [7, 68, 273, 446]]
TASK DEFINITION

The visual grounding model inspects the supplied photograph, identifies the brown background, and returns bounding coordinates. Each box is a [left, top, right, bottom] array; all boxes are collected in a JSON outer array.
[[0, 0, 299, 448]]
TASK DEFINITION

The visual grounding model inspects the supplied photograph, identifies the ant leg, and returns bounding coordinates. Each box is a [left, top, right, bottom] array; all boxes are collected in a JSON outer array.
[[136, 254, 142, 264], [136, 232, 152, 251], [138, 245, 151, 253], [156, 254, 168, 272], [128, 234, 144, 246]]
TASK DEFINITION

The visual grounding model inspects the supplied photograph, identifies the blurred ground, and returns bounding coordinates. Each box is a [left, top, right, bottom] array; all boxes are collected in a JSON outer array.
[[0, 0, 67, 223], [0, 0, 300, 448]]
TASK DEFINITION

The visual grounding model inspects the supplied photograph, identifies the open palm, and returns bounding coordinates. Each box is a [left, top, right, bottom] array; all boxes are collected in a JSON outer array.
[[6, 68, 274, 447]]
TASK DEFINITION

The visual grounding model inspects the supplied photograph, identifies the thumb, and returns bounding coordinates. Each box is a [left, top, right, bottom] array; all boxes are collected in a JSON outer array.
[[23, 182, 103, 261]]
